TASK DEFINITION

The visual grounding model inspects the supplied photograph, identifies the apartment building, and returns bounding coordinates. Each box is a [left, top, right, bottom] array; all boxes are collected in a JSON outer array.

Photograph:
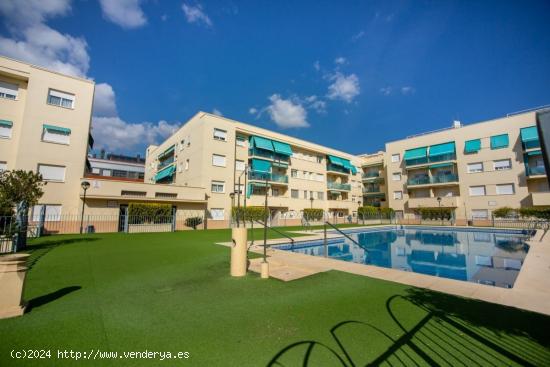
[[88, 150, 146, 181], [145, 112, 364, 227], [359, 151, 387, 208], [384, 111, 549, 224], [0, 55, 95, 218]]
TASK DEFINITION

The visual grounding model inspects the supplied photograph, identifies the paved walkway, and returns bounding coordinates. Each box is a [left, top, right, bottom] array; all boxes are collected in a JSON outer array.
[[221, 226, 550, 316]]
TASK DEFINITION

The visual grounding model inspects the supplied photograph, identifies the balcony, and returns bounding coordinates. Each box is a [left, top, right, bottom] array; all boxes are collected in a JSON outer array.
[[527, 165, 546, 177], [405, 153, 456, 168], [326, 163, 350, 175], [157, 157, 175, 170], [363, 185, 382, 194], [248, 170, 289, 184], [327, 182, 351, 191], [408, 196, 459, 209], [407, 174, 459, 187], [531, 192, 550, 206], [248, 148, 290, 163]]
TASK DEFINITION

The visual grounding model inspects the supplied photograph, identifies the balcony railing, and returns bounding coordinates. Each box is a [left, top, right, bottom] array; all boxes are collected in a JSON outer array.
[[248, 148, 290, 162], [363, 185, 381, 193], [327, 182, 351, 191], [407, 174, 459, 186], [362, 171, 380, 178], [327, 163, 350, 174], [523, 139, 541, 150], [248, 170, 289, 183], [157, 157, 175, 170], [405, 153, 456, 167], [527, 166, 546, 176]]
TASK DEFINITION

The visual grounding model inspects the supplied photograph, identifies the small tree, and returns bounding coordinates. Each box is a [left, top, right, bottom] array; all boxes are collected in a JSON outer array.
[[185, 217, 203, 230], [303, 208, 324, 221]]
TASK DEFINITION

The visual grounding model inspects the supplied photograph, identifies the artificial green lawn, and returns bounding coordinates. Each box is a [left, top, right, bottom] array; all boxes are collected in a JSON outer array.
[[1, 228, 550, 366]]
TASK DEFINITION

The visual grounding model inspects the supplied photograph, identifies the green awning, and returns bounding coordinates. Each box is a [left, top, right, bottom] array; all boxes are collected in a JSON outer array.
[[154, 165, 175, 182], [0, 120, 13, 127], [464, 139, 481, 153], [158, 145, 175, 159], [329, 190, 342, 195], [251, 158, 271, 172], [429, 163, 454, 169], [490, 134, 509, 149], [521, 126, 538, 142], [527, 150, 542, 156], [404, 147, 428, 160], [43, 124, 71, 134], [350, 165, 357, 174], [327, 155, 344, 166], [272, 161, 288, 168], [429, 142, 455, 157], [272, 140, 293, 156], [250, 136, 274, 151]]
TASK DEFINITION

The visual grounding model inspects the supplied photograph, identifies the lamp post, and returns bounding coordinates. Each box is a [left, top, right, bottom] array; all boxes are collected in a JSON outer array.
[[204, 193, 210, 230], [236, 165, 247, 228], [261, 175, 270, 278], [437, 196, 442, 226], [310, 196, 314, 209], [357, 200, 362, 224], [229, 192, 235, 227], [79, 181, 90, 234]]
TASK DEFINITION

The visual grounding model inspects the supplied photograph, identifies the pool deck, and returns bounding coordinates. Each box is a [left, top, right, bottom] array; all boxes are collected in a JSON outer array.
[[221, 225, 550, 316]]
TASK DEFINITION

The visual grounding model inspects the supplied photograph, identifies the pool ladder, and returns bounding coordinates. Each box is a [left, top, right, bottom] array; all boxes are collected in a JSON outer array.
[[323, 222, 365, 258]]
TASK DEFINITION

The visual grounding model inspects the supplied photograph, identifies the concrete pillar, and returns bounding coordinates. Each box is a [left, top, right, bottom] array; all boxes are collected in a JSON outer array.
[[0, 253, 30, 319], [230, 227, 247, 277]]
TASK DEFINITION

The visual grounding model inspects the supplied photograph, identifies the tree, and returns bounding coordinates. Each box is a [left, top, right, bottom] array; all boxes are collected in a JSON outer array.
[[0, 170, 45, 215]]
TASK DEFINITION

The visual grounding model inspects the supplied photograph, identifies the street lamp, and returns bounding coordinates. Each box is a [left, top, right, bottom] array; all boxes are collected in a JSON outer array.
[[437, 196, 442, 226], [204, 193, 210, 230], [357, 200, 362, 224], [79, 181, 90, 234], [229, 192, 235, 226], [310, 196, 314, 209], [236, 165, 248, 228]]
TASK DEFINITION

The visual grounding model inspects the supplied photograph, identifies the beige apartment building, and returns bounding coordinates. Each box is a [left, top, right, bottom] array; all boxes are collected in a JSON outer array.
[[359, 151, 388, 208], [0, 55, 95, 218], [384, 111, 549, 224], [144, 112, 364, 228]]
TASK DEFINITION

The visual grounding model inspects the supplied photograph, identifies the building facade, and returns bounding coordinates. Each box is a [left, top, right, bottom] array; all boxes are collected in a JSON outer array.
[[88, 150, 146, 181], [384, 111, 549, 224]]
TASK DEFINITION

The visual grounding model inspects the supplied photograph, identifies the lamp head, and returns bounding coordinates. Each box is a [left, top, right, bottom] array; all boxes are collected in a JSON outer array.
[[81, 181, 90, 190]]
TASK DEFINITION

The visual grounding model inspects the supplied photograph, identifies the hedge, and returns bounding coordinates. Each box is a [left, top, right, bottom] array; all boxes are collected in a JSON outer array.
[[232, 206, 269, 223], [358, 206, 394, 219], [128, 203, 172, 224], [417, 207, 453, 220], [303, 208, 324, 221], [492, 207, 550, 220], [492, 207, 515, 218]]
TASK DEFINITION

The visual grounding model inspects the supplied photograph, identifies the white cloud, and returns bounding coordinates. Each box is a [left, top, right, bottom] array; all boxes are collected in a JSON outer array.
[[304, 95, 326, 114], [92, 117, 180, 152], [182, 2, 212, 27], [0, 1, 90, 77], [266, 94, 309, 128], [98, 0, 147, 29], [248, 107, 258, 115], [334, 57, 346, 65], [380, 86, 392, 96], [352, 30, 365, 41], [327, 72, 360, 103], [93, 83, 118, 117], [401, 86, 415, 95], [212, 108, 223, 116], [313, 60, 320, 71]]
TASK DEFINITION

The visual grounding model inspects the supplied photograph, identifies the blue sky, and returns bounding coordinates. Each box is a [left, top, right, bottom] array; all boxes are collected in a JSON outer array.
[[1, 1, 549, 156]]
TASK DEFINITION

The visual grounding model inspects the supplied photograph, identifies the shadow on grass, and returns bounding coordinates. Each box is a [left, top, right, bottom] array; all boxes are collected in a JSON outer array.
[[26, 237, 99, 271], [267, 289, 550, 366], [26, 286, 82, 313]]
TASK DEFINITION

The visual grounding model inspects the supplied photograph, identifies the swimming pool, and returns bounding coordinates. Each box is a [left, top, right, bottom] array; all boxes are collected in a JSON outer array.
[[275, 226, 533, 288]]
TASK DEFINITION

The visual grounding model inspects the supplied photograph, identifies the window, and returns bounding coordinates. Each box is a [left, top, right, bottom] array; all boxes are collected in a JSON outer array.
[[391, 154, 400, 163], [32, 204, 62, 221], [234, 184, 244, 194], [0, 162, 6, 171], [236, 160, 245, 171], [471, 209, 488, 219], [496, 183, 514, 195], [180, 139, 185, 151], [185, 159, 189, 170], [475, 255, 493, 267], [317, 192, 324, 200], [38, 164, 65, 182], [469, 186, 486, 196], [490, 134, 509, 150], [303, 171, 308, 180], [0, 120, 12, 138], [213, 128, 227, 141], [47, 89, 75, 108], [393, 191, 403, 200], [494, 159, 511, 171], [236, 135, 246, 147], [211, 180, 225, 193], [272, 187, 281, 197], [291, 189, 299, 198], [42, 125, 71, 144], [467, 162, 483, 173], [155, 192, 177, 199], [0, 81, 18, 100], [316, 173, 324, 182], [316, 156, 323, 163], [178, 162, 183, 173], [210, 208, 225, 220], [392, 172, 401, 181], [291, 169, 298, 178], [304, 190, 308, 199], [212, 154, 226, 167]]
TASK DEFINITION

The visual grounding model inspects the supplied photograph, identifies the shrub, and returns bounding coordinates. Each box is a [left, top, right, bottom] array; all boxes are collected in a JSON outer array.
[[185, 216, 203, 230], [417, 207, 452, 220], [128, 203, 172, 224], [303, 208, 324, 221], [379, 207, 395, 218], [358, 206, 378, 219], [492, 207, 515, 218], [231, 206, 268, 223], [519, 207, 550, 220]]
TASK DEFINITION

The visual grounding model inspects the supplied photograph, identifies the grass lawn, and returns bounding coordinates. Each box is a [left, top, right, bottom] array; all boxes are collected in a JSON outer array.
[[1, 228, 550, 366]]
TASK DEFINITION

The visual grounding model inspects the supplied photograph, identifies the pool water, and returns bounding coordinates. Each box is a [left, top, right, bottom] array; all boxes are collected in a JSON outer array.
[[275, 227, 532, 288]]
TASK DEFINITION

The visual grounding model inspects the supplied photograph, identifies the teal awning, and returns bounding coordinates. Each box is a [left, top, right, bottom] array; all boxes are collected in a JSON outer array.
[[43, 124, 71, 134], [251, 158, 271, 172], [329, 190, 342, 195], [429, 142, 455, 157], [521, 126, 538, 142], [0, 120, 13, 127], [350, 165, 357, 174], [158, 145, 175, 159], [464, 139, 481, 153], [404, 147, 428, 160], [272, 140, 293, 156], [429, 163, 454, 169], [490, 134, 509, 149], [155, 165, 175, 182], [527, 150, 542, 156], [327, 155, 344, 166], [250, 136, 274, 151]]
